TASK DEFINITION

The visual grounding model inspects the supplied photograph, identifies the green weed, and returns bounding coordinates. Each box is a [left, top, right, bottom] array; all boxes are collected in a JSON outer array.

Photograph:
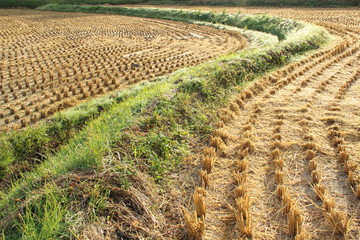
[[87, 183, 110, 220], [6, 184, 74, 240]]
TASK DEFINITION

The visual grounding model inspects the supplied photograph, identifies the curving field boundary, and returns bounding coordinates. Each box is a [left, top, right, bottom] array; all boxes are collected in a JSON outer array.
[[0, 6, 331, 239]]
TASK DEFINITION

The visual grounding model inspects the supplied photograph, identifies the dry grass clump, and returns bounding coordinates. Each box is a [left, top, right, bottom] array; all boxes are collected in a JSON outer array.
[[193, 187, 206, 218], [356, 185, 360, 199], [275, 120, 284, 126], [288, 207, 303, 236], [344, 161, 357, 173], [252, 105, 262, 114], [220, 109, 235, 123], [272, 141, 284, 150], [274, 158, 284, 171], [210, 136, 227, 154], [273, 126, 281, 134], [305, 150, 316, 160], [233, 195, 253, 237], [234, 97, 245, 109], [202, 155, 215, 174], [275, 169, 284, 184], [213, 128, 234, 143], [203, 147, 216, 157], [348, 171, 358, 187], [314, 184, 326, 200], [215, 120, 225, 128], [311, 170, 321, 184], [238, 149, 249, 160], [295, 231, 310, 240], [324, 197, 336, 211], [240, 90, 253, 101], [236, 139, 255, 154], [273, 134, 282, 141], [236, 158, 249, 173], [308, 159, 317, 171], [303, 142, 317, 150], [242, 124, 253, 132], [233, 172, 247, 186], [280, 190, 294, 215], [235, 185, 248, 198], [326, 210, 349, 234], [271, 148, 281, 160], [332, 137, 344, 147], [229, 102, 240, 113], [183, 209, 205, 240], [200, 170, 209, 188], [338, 151, 349, 163]]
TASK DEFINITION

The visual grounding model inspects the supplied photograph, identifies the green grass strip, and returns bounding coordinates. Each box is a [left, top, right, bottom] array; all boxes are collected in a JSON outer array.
[[0, 78, 174, 217], [37, 4, 302, 40]]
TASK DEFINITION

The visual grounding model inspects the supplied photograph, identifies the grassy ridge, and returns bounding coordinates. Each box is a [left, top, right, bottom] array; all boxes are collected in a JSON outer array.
[[0, 82, 165, 180], [0, 6, 329, 239], [38, 4, 303, 40], [0, 4, 309, 180]]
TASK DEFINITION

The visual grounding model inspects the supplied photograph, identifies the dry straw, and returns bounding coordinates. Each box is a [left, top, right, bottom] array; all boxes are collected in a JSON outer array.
[[314, 184, 325, 200], [281, 191, 293, 215], [236, 158, 249, 173], [308, 160, 317, 171], [234, 172, 247, 186], [210, 136, 227, 153], [193, 187, 206, 218], [324, 197, 336, 211], [305, 150, 316, 161], [237, 139, 255, 154], [235, 185, 248, 198], [271, 148, 281, 160], [199, 170, 209, 189], [203, 147, 216, 157], [275, 170, 284, 185], [234, 195, 252, 237], [183, 209, 205, 240], [311, 171, 321, 184], [288, 207, 303, 236], [238, 149, 249, 160], [274, 158, 284, 171], [213, 128, 234, 143], [202, 156, 215, 174], [326, 210, 348, 234]]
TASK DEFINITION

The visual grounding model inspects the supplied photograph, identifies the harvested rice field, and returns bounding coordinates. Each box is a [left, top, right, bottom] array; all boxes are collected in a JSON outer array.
[[123, 6, 360, 240], [0, 10, 246, 131], [1, 4, 360, 240]]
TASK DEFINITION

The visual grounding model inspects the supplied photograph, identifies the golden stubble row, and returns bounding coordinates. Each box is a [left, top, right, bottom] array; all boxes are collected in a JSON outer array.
[[0, 10, 247, 130]]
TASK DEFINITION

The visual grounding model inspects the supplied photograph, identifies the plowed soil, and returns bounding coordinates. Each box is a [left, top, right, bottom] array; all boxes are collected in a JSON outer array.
[[0, 10, 246, 131]]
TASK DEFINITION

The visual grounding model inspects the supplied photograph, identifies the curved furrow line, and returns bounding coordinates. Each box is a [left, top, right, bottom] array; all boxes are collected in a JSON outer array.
[[269, 109, 308, 239]]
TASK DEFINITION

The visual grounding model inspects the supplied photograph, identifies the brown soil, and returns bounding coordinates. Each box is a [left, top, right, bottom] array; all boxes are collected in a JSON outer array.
[[0, 10, 246, 131]]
